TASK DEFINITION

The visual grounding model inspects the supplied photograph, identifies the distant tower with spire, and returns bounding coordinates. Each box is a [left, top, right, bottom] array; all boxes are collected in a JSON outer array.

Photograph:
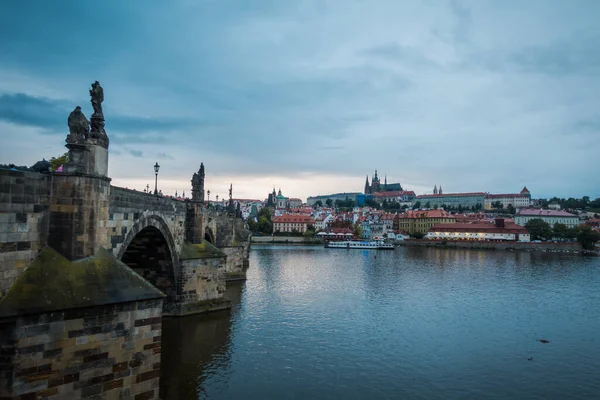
[[439, 185, 443, 195], [433, 185, 438, 195]]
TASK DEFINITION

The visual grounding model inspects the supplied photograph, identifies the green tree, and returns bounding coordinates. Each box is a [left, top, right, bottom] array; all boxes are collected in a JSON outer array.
[[525, 218, 553, 241], [576, 225, 600, 250], [49, 152, 69, 172], [425, 201, 431, 209], [412, 201, 421, 210], [246, 218, 258, 233], [506, 204, 516, 215], [365, 198, 379, 208], [313, 200, 323, 208], [325, 198, 333, 208], [257, 208, 273, 234], [552, 223, 568, 241], [353, 222, 363, 238]]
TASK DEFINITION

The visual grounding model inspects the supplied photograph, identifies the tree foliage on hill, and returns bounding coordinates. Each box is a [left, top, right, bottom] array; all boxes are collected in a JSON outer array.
[[247, 207, 273, 234], [525, 218, 553, 241], [491, 201, 503, 209], [576, 225, 600, 250], [353, 222, 363, 238], [540, 196, 600, 211]]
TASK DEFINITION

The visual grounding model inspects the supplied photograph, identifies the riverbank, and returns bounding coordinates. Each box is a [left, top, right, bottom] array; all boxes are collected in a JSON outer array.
[[398, 239, 592, 254], [251, 236, 322, 245]]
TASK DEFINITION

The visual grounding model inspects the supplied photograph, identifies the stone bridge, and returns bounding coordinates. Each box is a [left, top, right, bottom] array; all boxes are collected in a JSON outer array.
[[0, 165, 250, 317], [0, 82, 254, 399]]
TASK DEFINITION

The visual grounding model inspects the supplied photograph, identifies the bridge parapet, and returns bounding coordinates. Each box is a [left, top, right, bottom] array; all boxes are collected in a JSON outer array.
[[0, 169, 50, 298]]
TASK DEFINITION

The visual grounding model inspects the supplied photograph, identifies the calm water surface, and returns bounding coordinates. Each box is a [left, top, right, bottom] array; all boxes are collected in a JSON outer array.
[[161, 245, 600, 400]]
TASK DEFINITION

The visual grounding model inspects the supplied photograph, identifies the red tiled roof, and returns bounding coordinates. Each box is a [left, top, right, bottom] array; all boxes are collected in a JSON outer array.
[[417, 192, 485, 198], [429, 223, 528, 234], [331, 227, 353, 234], [401, 210, 453, 219], [273, 215, 314, 223], [373, 190, 416, 197], [485, 193, 528, 199], [517, 209, 577, 217]]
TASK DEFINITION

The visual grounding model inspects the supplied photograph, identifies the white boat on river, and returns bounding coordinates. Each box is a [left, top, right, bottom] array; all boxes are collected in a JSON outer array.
[[325, 240, 394, 250]]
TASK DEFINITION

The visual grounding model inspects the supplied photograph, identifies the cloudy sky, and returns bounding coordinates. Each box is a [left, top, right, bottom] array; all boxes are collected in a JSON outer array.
[[0, 0, 598, 201]]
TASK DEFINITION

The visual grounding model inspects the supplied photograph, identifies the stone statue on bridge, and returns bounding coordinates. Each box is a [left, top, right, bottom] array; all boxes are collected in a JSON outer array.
[[66, 106, 89, 144], [191, 163, 205, 202], [88, 81, 109, 148], [90, 81, 104, 116]]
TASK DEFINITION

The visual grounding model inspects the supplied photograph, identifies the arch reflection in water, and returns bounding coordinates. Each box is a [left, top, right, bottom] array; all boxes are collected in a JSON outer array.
[[160, 283, 244, 400]]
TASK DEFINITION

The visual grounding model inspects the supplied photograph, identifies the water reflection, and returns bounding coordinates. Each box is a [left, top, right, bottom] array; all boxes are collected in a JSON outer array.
[[161, 246, 600, 400], [160, 283, 244, 400]]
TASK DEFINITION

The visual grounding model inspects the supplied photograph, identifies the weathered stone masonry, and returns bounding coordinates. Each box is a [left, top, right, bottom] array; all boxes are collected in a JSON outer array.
[[0, 81, 251, 399], [0, 169, 49, 298]]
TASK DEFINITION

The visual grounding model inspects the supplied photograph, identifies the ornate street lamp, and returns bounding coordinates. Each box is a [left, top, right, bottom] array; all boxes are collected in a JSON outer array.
[[207, 190, 211, 204], [153, 162, 160, 195], [216, 195, 219, 205]]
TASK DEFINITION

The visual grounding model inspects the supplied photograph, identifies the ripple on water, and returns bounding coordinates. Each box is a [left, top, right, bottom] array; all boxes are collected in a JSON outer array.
[[160, 246, 600, 400]]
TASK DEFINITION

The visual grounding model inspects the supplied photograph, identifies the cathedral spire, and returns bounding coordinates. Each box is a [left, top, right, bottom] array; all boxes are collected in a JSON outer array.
[[364, 175, 370, 194], [433, 185, 438, 195], [439, 185, 443, 195]]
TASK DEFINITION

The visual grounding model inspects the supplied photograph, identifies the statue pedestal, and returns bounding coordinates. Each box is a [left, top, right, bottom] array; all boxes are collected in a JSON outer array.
[[64, 142, 108, 177]]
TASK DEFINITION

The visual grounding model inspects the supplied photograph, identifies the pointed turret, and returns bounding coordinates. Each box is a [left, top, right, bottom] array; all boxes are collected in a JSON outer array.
[[439, 185, 443, 195], [364, 175, 370, 194], [433, 185, 438, 195]]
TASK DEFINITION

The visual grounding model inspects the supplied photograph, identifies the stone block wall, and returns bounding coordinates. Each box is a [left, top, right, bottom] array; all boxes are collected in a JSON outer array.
[[220, 246, 249, 281], [0, 299, 163, 399], [108, 187, 186, 257], [0, 169, 49, 299], [49, 174, 111, 260], [177, 257, 229, 316]]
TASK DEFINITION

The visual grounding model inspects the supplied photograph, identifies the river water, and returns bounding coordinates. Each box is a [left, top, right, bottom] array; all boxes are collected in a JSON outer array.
[[160, 245, 600, 400]]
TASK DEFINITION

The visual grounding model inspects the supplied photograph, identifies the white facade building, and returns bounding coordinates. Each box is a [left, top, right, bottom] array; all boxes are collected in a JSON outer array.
[[426, 219, 530, 242], [515, 209, 579, 228]]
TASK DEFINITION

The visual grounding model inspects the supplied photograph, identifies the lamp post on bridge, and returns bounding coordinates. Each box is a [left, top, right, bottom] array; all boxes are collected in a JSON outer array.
[[207, 190, 210, 204], [153, 162, 160, 195]]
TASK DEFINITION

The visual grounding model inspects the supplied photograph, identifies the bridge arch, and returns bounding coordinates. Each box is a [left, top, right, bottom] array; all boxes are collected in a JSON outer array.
[[205, 226, 215, 244], [117, 213, 180, 306]]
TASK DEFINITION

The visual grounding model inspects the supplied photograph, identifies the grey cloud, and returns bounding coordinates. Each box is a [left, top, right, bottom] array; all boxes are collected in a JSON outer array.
[[127, 149, 143, 158], [0, 92, 198, 139], [157, 152, 175, 160]]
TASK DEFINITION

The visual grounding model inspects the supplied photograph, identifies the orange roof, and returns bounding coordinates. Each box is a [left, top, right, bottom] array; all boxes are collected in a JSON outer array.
[[418, 192, 485, 198], [401, 210, 453, 219], [373, 190, 416, 197], [485, 193, 529, 199], [273, 215, 314, 224]]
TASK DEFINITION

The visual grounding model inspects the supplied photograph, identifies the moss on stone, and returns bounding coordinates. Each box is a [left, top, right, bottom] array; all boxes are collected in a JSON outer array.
[[0, 246, 164, 318], [179, 240, 226, 260]]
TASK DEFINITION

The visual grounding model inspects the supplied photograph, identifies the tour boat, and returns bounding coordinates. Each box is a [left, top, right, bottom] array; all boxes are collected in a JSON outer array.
[[325, 240, 394, 250]]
